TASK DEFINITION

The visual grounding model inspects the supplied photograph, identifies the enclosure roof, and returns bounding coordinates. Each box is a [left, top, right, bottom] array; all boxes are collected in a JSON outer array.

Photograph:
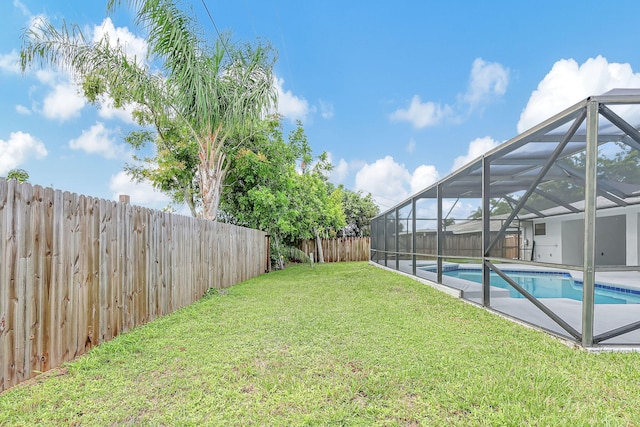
[[378, 89, 640, 218]]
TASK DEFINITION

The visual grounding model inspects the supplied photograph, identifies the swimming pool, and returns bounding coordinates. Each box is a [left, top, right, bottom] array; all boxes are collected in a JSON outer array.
[[442, 269, 640, 304]]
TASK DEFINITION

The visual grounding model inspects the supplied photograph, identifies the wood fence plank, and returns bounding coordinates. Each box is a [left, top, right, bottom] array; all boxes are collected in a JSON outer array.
[[160, 212, 169, 316], [29, 186, 44, 378], [13, 182, 28, 385], [88, 197, 99, 352], [98, 199, 110, 342], [40, 187, 54, 372], [172, 216, 180, 309], [49, 190, 63, 371], [108, 200, 118, 341], [171, 214, 178, 312], [213, 222, 220, 289], [148, 210, 156, 321], [0, 179, 6, 391], [3, 180, 17, 389], [62, 192, 77, 364], [140, 208, 149, 324], [1, 180, 15, 387], [75, 195, 87, 360], [117, 201, 126, 335], [14, 182, 29, 384]]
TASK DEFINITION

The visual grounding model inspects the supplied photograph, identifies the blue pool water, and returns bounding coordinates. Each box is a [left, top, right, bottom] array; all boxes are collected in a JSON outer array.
[[442, 269, 640, 304]]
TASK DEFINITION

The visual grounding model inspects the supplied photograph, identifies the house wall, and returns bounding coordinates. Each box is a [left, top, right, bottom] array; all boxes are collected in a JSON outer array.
[[559, 216, 626, 266], [631, 213, 640, 265], [520, 221, 534, 261], [532, 218, 563, 263], [532, 205, 640, 267], [597, 215, 627, 265], [561, 219, 583, 265]]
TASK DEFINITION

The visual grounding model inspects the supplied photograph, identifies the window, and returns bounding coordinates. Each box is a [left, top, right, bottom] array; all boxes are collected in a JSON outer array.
[[534, 223, 546, 236]]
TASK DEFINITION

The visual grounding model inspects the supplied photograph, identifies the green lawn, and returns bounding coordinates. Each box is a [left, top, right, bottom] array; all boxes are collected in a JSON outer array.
[[1, 262, 639, 426]]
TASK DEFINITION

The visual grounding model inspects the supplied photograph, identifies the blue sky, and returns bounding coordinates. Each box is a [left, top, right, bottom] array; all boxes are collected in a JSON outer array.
[[3, 0, 640, 215]]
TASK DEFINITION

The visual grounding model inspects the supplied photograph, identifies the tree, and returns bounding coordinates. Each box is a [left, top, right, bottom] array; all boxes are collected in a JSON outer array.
[[220, 116, 305, 232], [220, 116, 345, 265], [6, 169, 30, 183], [295, 168, 345, 263], [21, 0, 276, 220], [123, 122, 201, 216], [502, 145, 640, 214], [597, 143, 640, 184], [466, 144, 640, 220], [337, 188, 379, 237], [467, 198, 513, 219]]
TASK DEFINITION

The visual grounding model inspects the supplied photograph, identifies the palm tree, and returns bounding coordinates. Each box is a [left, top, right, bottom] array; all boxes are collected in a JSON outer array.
[[21, 0, 277, 220]]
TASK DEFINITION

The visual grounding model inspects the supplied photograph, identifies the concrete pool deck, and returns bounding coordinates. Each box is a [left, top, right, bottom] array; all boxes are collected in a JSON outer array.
[[373, 260, 640, 347]]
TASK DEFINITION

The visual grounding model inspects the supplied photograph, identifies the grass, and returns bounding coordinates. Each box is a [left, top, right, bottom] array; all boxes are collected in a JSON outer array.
[[1, 262, 640, 426]]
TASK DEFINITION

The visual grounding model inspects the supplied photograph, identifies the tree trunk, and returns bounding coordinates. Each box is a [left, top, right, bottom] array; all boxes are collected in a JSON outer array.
[[315, 229, 325, 263], [200, 160, 224, 220], [184, 189, 198, 217], [199, 127, 226, 221], [273, 235, 285, 270]]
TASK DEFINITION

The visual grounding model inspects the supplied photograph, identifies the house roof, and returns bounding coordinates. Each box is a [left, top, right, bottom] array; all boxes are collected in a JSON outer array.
[[446, 214, 521, 234]]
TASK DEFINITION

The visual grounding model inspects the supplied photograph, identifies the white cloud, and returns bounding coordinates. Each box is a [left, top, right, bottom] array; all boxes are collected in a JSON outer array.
[[413, 198, 480, 223], [68, 122, 128, 159], [410, 164, 439, 195], [332, 159, 367, 186], [35, 69, 58, 85], [109, 171, 171, 208], [89, 19, 147, 123], [326, 153, 364, 185], [42, 82, 86, 121], [354, 156, 440, 208], [518, 55, 640, 133], [390, 58, 508, 129], [389, 95, 453, 129], [25, 14, 52, 49], [406, 138, 416, 153], [24, 18, 146, 124], [13, 0, 30, 16], [92, 18, 148, 66], [445, 200, 482, 221], [355, 156, 412, 206], [97, 96, 137, 123], [451, 136, 500, 171], [15, 104, 31, 115], [0, 50, 20, 74], [331, 158, 350, 184], [274, 76, 310, 122], [319, 100, 334, 119], [463, 58, 509, 108], [0, 131, 48, 175]]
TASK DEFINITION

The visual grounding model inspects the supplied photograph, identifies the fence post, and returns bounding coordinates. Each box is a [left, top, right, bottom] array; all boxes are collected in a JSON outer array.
[[265, 234, 271, 273]]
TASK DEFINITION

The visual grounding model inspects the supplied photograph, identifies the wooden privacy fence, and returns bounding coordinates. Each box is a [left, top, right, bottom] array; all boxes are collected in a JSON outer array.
[[0, 179, 267, 392], [397, 232, 520, 259], [299, 237, 370, 263]]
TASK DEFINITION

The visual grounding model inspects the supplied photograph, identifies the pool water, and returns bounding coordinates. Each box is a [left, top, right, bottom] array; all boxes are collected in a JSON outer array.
[[443, 269, 640, 304]]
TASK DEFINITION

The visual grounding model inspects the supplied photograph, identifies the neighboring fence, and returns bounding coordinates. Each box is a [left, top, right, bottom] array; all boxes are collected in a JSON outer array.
[[299, 237, 370, 263], [0, 179, 267, 392], [396, 232, 520, 259]]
